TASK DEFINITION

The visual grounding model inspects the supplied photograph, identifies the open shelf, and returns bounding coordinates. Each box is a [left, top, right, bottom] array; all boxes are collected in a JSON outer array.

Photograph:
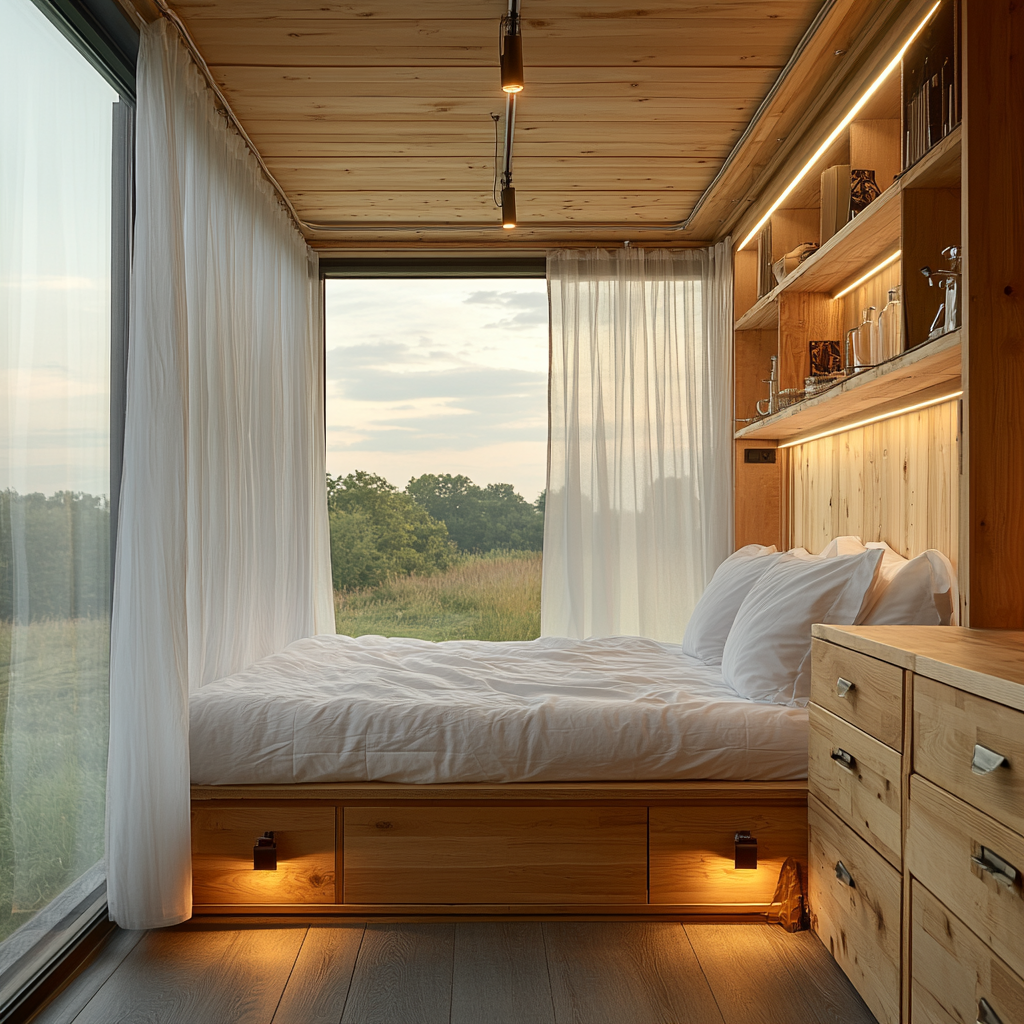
[[733, 126, 963, 332], [735, 329, 961, 441]]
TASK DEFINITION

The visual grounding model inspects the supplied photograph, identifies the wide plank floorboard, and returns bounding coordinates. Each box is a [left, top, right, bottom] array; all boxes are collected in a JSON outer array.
[[32, 928, 146, 1024], [272, 924, 365, 1024], [544, 921, 724, 1024], [684, 924, 876, 1024], [340, 923, 454, 1024], [451, 922, 554, 1024], [69, 925, 306, 1024]]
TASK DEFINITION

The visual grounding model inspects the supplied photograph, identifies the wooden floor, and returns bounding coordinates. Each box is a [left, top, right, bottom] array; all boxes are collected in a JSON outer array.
[[33, 922, 877, 1024]]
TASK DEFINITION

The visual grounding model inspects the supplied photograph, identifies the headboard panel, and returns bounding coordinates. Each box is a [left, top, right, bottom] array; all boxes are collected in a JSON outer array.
[[788, 399, 959, 564]]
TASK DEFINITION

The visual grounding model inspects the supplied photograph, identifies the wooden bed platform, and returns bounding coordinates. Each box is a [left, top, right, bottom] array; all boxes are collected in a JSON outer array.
[[190, 780, 808, 920]]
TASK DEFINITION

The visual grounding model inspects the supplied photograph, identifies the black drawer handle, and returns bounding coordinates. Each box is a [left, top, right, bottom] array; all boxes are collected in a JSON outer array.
[[830, 748, 856, 771], [834, 861, 855, 888], [978, 997, 1003, 1024], [971, 847, 1019, 890], [972, 744, 1010, 776], [835, 676, 855, 698]]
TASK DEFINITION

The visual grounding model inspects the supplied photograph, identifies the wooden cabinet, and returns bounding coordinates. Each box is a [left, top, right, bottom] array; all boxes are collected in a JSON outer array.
[[810, 625, 1024, 1024]]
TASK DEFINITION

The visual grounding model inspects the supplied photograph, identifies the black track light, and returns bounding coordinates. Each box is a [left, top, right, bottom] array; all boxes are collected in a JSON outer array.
[[500, 6, 524, 94], [501, 186, 517, 229]]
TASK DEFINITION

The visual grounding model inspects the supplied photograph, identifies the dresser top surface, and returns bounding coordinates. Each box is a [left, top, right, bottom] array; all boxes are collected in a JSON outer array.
[[812, 626, 1024, 706]]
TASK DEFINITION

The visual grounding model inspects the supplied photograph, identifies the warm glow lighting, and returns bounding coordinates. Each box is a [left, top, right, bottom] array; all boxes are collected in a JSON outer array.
[[501, 185, 517, 229], [738, 1, 942, 251], [832, 250, 902, 300], [778, 389, 963, 448]]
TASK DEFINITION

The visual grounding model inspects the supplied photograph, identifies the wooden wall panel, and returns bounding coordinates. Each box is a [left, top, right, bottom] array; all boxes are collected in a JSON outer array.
[[789, 399, 959, 562]]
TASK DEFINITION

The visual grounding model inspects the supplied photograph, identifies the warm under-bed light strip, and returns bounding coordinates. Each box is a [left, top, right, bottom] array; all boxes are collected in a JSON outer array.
[[832, 250, 902, 300], [778, 389, 963, 448], [738, 1, 942, 251]]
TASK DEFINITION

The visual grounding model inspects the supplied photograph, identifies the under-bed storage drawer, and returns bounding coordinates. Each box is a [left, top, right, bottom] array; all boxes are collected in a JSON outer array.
[[809, 794, 901, 1024], [648, 803, 807, 906], [808, 705, 902, 867], [811, 639, 904, 750], [192, 806, 337, 905], [911, 880, 1024, 1024], [343, 806, 647, 905], [906, 775, 1024, 981], [914, 674, 1024, 836]]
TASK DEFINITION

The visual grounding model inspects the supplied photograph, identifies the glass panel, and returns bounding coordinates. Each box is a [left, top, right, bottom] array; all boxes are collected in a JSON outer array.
[[0, 0, 118, 968]]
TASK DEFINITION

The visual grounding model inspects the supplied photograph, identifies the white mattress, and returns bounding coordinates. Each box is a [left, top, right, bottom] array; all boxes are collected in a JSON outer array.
[[189, 634, 808, 785]]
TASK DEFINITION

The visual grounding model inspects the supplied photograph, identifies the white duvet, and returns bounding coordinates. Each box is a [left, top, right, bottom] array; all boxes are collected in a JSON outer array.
[[189, 634, 808, 785]]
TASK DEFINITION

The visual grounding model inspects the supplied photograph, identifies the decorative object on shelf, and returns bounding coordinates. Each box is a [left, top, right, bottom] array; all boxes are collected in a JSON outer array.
[[854, 306, 877, 368], [844, 327, 858, 376], [849, 169, 881, 217], [804, 374, 845, 397], [809, 339, 843, 376], [877, 285, 903, 358], [820, 164, 851, 244], [756, 354, 779, 417], [904, 0, 961, 169], [756, 224, 773, 298], [777, 388, 806, 410], [772, 242, 819, 284], [921, 245, 962, 340]]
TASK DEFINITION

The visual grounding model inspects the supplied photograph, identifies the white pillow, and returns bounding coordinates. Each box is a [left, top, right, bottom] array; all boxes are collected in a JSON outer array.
[[721, 547, 884, 705], [682, 545, 780, 664], [819, 535, 867, 558], [862, 549, 958, 626]]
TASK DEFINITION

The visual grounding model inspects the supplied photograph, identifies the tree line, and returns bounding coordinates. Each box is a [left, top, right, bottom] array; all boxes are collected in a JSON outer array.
[[328, 471, 544, 591]]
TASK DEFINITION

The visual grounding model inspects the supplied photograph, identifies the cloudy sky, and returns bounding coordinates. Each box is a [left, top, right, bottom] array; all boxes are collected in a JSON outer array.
[[325, 278, 550, 502]]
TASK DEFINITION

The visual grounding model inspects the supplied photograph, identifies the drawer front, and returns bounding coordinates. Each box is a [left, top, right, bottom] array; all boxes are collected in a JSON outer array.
[[192, 806, 336, 905], [808, 794, 901, 1024], [809, 705, 903, 867], [912, 880, 1024, 1024], [649, 802, 807, 905], [914, 675, 1024, 837], [811, 639, 904, 750], [344, 806, 647, 905], [906, 776, 1024, 980]]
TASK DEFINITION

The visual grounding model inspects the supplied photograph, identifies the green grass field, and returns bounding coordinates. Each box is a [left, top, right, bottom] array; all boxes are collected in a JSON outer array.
[[0, 618, 108, 945], [335, 549, 542, 642]]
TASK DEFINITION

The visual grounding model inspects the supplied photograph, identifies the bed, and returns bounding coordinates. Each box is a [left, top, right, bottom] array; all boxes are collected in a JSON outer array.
[[188, 540, 955, 919]]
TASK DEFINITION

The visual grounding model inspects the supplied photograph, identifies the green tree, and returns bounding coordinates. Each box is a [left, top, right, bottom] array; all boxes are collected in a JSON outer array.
[[326, 471, 455, 590], [405, 473, 544, 553]]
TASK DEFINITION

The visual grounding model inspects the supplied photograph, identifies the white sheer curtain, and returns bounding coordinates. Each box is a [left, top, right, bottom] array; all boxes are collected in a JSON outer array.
[[542, 245, 733, 642], [106, 19, 334, 929]]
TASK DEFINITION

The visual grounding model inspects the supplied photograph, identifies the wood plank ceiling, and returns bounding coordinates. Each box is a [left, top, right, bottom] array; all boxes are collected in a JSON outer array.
[[161, 0, 875, 249]]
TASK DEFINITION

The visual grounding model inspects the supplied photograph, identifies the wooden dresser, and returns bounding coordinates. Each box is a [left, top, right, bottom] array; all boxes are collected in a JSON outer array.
[[809, 625, 1024, 1024]]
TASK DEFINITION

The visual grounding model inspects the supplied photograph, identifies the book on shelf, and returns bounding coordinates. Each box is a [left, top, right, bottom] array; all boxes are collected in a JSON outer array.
[[756, 223, 773, 298], [820, 164, 851, 244]]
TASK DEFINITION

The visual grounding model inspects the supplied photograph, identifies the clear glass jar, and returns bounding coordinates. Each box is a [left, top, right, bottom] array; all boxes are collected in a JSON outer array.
[[854, 306, 877, 368], [878, 286, 902, 359]]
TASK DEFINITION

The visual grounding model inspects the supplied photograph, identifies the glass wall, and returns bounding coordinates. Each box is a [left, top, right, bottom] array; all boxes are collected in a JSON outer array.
[[0, 0, 131, 1002]]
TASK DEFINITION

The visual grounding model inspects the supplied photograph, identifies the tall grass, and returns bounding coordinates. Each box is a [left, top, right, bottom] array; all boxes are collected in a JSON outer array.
[[0, 617, 108, 945], [335, 549, 542, 642]]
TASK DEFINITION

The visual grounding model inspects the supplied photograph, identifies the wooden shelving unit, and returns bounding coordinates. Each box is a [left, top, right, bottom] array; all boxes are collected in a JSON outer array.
[[735, 329, 961, 441]]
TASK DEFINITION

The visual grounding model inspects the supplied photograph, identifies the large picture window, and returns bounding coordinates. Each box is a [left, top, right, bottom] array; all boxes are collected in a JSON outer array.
[[0, 0, 132, 1009]]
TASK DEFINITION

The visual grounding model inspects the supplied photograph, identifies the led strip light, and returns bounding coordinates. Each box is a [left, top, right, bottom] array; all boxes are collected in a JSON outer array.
[[832, 250, 902, 300], [738, 1, 942, 251], [778, 389, 963, 448]]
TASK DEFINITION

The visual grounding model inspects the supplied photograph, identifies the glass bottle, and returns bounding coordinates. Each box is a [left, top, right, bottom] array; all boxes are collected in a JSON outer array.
[[854, 306, 877, 368], [877, 286, 903, 359]]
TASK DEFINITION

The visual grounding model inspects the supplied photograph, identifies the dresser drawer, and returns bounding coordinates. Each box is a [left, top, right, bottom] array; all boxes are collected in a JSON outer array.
[[811, 640, 904, 750], [914, 675, 1024, 837], [911, 880, 1024, 1024], [906, 776, 1024, 980], [808, 705, 902, 867], [343, 806, 647, 905], [808, 794, 902, 1024], [649, 802, 807, 906], [192, 806, 337, 905]]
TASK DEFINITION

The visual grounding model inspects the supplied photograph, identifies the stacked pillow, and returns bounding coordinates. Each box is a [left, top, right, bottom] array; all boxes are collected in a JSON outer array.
[[683, 535, 958, 707]]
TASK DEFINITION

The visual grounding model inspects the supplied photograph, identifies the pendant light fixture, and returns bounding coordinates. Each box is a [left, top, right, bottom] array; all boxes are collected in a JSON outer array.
[[500, 0, 524, 94]]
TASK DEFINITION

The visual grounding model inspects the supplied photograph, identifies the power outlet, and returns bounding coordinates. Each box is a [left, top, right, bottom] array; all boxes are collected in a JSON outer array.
[[743, 448, 777, 464]]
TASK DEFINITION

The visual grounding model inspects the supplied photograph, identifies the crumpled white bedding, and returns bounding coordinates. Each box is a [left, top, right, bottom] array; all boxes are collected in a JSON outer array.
[[189, 634, 809, 784]]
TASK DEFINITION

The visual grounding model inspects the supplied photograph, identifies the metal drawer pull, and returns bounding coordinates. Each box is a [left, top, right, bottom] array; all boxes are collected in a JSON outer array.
[[978, 997, 1003, 1024], [830, 748, 856, 770], [835, 677, 855, 698], [971, 847, 1019, 889], [972, 744, 1010, 775], [834, 861, 855, 888]]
